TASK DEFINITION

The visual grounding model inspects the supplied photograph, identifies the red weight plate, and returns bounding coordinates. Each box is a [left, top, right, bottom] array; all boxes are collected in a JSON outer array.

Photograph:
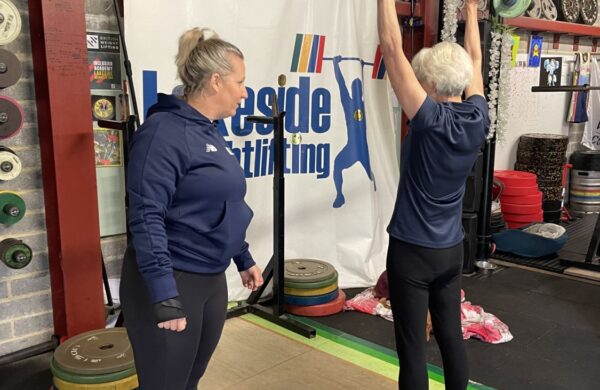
[[501, 185, 539, 196], [494, 170, 538, 187], [500, 191, 543, 205], [503, 211, 544, 222], [501, 202, 543, 214], [285, 290, 346, 317]]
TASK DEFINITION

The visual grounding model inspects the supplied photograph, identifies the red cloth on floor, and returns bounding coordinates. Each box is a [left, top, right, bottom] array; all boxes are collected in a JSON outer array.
[[344, 287, 513, 344]]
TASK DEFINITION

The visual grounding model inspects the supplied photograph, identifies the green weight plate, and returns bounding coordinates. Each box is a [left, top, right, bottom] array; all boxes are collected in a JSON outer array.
[[0, 191, 25, 225], [51, 358, 136, 385], [284, 280, 338, 297], [53, 328, 134, 375], [284, 259, 336, 283], [284, 270, 338, 289], [0, 238, 32, 269]]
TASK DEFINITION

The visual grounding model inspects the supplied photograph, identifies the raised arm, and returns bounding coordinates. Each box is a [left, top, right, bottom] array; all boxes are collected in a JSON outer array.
[[464, 0, 484, 98], [377, 0, 426, 119]]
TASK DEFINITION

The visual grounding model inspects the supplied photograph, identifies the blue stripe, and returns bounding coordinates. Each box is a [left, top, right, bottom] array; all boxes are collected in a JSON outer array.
[[377, 60, 386, 79], [307, 35, 320, 72], [143, 70, 158, 120]]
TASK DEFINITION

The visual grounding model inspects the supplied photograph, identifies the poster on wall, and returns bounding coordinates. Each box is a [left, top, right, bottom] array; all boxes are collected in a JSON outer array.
[[87, 32, 121, 53], [125, 0, 399, 299], [94, 128, 122, 167], [539, 57, 562, 87], [528, 35, 543, 67], [88, 52, 122, 90], [91, 95, 116, 121]]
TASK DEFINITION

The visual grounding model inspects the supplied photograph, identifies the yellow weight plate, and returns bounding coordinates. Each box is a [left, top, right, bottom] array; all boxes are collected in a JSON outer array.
[[284, 281, 338, 297], [53, 373, 138, 390]]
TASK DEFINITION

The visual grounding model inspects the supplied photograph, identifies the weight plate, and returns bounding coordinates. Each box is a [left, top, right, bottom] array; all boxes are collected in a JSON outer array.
[[0, 95, 23, 139], [540, 186, 564, 201], [519, 133, 568, 150], [517, 150, 565, 166], [284, 270, 338, 289], [285, 290, 346, 317], [52, 373, 138, 390], [53, 328, 134, 375], [0, 0, 21, 45], [501, 202, 543, 214], [514, 163, 562, 182], [284, 280, 338, 297], [581, 0, 598, 24], [541, 0, 559, 19], [51, 358, 136, 385], [527, 0, 543, 17], [494, 0, 533, 18], [0, 190, 25, 225], [284, 259, 336, 283], [555, 0, 580, 22], [494, 170, 538, 187], [0, 49, 21, 88], [0, 237, 32, 269], [284, 288, 339, 306], [0, 147, 21, 180], [501, 191, 543, 205]]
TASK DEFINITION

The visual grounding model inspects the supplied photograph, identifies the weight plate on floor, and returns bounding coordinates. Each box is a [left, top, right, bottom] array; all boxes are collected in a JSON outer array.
[[284, 271, 338, 289], [0, 95, 23, 139], [541, 0, 558, 19], [0, 49, 21, 88], [519, 133, 568, 151], [581, 0, 598, 24], [0, 238, 32, 269], [0, 190, 25, 225], [284, 280, 338, 297], [514, 163, 562, 182], [285, 290, 346, 317], [0, 146, 21, 180], [517, 150, 565, 166], [52, 373, 138, 390], [284, 288, 339, 306], [494, 170, 538, 187], [53, 328, 134, 375], [501, 191, 543, 205], [0, 0, 21, 45], [51, 358, 136, 385], [284, 259, 336, 283]]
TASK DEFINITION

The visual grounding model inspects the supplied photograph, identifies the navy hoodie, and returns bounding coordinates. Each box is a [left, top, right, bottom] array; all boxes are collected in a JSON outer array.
[[127, 93, 255, 303]]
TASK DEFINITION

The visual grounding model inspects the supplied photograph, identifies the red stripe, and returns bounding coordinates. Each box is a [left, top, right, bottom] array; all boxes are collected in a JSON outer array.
[[316, 35, 326, 73], [372, 46, 383, 79]]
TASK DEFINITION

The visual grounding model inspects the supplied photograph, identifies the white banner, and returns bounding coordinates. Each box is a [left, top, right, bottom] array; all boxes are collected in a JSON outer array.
[[583, 58, 600, 150], [125, 0, 399, 299]]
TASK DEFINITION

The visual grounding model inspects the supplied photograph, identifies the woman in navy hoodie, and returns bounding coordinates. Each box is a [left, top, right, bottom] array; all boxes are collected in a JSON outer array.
[[120, 28, 263, 390]]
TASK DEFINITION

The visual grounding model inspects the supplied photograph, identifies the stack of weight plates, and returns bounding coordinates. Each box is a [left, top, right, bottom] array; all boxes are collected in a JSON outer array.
[[495, 170, 543, 229], [515, 133, 568, 223], [51, 328, 138, 390], [284, 259, 346, 317]]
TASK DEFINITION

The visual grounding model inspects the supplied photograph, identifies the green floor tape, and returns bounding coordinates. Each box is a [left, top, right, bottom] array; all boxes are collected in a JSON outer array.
[[241, 313, 494, 390]]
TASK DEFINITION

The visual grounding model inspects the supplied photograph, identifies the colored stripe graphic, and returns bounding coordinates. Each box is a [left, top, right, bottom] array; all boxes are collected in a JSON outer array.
[[142, 70, 158, 120], [299, 34, 313, 72], [372, 45, 386, 79], [308, 34, 321, 72], [290, 34, 304, 72], [316, 35, 326, 73]]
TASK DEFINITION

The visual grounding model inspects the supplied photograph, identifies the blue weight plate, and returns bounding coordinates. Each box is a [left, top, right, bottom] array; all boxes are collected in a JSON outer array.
[[284, 289, 339, 306]]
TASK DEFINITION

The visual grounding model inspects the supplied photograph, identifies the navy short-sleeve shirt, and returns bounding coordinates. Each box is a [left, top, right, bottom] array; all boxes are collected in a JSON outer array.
[[387, 95, 489, 248]]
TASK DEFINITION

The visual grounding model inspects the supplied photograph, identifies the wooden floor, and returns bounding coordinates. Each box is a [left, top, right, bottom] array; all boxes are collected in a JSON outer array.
[[201, 317, 397, 390]]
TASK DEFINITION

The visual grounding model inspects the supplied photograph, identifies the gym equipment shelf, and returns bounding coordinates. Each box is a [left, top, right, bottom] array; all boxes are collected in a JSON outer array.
[[504, 17, 600, 37]]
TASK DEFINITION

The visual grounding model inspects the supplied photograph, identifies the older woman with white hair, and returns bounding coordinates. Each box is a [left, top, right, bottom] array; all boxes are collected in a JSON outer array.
[[377, 0, 489, 389]]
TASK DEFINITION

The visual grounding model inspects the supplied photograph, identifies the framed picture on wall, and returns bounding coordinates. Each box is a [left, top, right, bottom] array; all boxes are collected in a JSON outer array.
[[94, 128, 123, 167], [528, 35, 543, 67], [539, 57, 562, 87]]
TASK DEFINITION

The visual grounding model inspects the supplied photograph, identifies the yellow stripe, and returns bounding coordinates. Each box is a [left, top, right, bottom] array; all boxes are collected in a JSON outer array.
[[284, 282, 338, 296], [298, 34, 314, 72], [53, 374, 138, 389]]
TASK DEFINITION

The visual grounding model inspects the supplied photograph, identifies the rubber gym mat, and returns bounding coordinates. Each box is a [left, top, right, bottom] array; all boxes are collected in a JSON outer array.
[[242, 314, 494, 390]]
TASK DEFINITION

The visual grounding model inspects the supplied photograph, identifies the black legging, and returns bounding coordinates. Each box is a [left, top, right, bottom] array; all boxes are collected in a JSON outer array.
[[386, 236, 468, 390], [119, 246, 228, 390]]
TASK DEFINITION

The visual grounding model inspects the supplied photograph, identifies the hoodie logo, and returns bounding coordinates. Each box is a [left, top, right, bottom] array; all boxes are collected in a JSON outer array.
[[206, 143, 218, 152]]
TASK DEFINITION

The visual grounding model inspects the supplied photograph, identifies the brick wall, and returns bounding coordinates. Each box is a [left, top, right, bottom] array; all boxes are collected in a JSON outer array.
[[0, 0, 127, 357]]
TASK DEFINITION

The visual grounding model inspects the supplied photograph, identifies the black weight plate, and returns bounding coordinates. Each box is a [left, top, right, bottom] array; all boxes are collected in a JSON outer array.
[[0, 96, 23, 139], [517, 150, 566, 166], [543, 200, 562, 210], [284, 259, 336, 283], [540, 186, 564, 201], [0, 49, 21, 88], [554, 0, 580, 22], [514, 163, 562, 182], [580, 0, 598, 24], [519, 133, 568, 150], [53, 328, 134, 375]]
